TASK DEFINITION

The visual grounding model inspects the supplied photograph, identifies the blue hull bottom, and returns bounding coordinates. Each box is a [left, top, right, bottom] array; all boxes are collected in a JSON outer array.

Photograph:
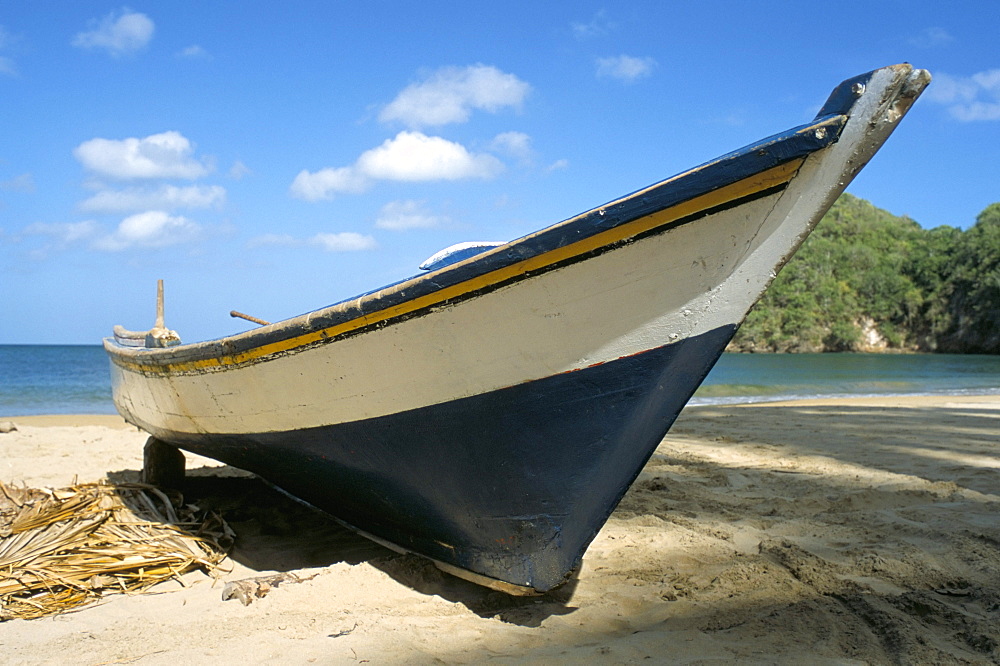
[[162, 324, 736, 592]]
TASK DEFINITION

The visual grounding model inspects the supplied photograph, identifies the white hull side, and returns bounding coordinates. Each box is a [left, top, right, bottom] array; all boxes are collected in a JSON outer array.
[[110, 193, 779, 434], [108, 65, 930, 438]]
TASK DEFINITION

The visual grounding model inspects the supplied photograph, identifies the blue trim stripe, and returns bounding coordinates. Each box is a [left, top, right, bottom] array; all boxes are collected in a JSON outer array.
[[109, 113, 844, 371]]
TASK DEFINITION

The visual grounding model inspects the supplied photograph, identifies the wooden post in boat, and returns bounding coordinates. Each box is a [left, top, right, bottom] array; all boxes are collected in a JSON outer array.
[[143, 279, 182, 348], [142, 437, 186, 489], [154, 279, 165, 330]]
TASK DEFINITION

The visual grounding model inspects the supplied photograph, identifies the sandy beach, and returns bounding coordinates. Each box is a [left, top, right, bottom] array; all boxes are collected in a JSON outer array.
[[2, 395, 998, 664]]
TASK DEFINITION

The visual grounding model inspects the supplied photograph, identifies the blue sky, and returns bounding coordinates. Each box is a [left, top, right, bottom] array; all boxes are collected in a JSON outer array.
[[1, 2, 997, 345]]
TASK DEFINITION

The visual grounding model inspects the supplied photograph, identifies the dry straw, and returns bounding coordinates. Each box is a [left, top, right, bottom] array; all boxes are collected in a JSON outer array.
[[1, 480, 231, 621]]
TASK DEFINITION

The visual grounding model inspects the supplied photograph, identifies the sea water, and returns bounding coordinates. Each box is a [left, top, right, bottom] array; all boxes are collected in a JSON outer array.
[[1, 345, 116, 416], [692, 352, 1000, 405], [1, 345, 998, 416]]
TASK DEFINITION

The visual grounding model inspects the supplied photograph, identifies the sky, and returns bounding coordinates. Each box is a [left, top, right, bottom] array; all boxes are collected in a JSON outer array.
[[1, 1, 997, 345]]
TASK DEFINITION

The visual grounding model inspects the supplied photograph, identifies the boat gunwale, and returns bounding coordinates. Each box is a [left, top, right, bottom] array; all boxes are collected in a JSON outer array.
[[105, 71, 879, 372], [98, 64, 933, 594]]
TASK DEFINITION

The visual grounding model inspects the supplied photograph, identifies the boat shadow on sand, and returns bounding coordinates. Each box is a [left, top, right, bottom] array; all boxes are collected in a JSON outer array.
[[105, 466, 578, 627], [97, 401, 998, 636]]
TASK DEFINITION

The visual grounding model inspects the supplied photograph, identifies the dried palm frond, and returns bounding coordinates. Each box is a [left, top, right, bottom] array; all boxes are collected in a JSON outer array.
[[0, 480, 231, 621]]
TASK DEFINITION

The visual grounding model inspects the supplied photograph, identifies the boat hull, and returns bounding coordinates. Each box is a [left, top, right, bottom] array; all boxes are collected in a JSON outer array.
[[156, 326, 735, 591], [106, 64, 930, 593]]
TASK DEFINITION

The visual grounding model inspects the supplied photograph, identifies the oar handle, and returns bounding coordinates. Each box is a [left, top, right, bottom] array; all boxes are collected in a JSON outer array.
[[230, 310, 271, 326]]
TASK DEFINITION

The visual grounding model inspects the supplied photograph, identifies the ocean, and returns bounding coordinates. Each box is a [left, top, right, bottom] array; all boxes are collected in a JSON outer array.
[[690, 352, 1000, 405], [1, 345, 999, 417]]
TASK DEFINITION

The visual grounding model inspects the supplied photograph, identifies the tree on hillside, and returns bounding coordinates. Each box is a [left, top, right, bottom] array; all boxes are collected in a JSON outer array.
[[730, 195, 1000, 353], [938, 203, 1000, 352]]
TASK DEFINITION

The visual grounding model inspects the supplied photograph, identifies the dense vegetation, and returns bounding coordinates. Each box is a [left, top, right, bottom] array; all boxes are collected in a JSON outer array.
[[729, 194, 1000, 353]]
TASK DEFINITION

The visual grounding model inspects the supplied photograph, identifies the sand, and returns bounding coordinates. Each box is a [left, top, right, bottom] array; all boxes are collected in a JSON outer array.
[[1, 396, 998, 664]]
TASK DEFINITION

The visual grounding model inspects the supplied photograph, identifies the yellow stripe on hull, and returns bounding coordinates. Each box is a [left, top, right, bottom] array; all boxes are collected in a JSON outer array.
[[111, 157, 805, 376]]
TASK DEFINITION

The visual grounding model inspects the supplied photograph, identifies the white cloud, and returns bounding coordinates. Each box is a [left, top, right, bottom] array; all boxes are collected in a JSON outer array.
[[23, 220, 99, 245], [310, 232, 377, 252], [78, 184, 226, 213], [246, 231, 376, 251], [290, 166, 369, 201], [74, 131, 211, 180], [954, 104, 1000, 122], [73, 8, 154, 56], [926, 70, 1000, 121], [375, 200, 446, 230], [0, 27, 15, 76], [910, 27, 954, 48], [229, 160, 251, 180], [1, 173, 35, 193], [926, 74, 977, 103], [975, 70, 1000, 89], [177, 45, 208, 59], [596, 55, 656, 83], [490, 131, 533, 162], [379, 64, 530, 128], [358, 131, 503, 181], [290, 131, 503, 201], [546, 158, 569, 172], [246, 233, 298, 248], [94, 211, 200, 251], [572, 10, 616, 39], [18, 220, 99, 259]]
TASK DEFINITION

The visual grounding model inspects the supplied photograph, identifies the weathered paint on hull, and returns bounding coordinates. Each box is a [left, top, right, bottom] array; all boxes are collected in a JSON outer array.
[[142, 326, 736, 591], [105, 65, 931, 593]]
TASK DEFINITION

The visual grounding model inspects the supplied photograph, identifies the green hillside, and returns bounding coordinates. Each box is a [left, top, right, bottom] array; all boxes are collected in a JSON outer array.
[[730, 194, 1000, 353]]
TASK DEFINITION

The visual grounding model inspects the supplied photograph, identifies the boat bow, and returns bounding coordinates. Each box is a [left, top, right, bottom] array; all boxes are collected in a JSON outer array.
[[105, 64, 930, 593]]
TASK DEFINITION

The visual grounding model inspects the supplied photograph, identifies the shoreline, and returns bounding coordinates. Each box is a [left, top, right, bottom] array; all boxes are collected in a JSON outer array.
[[2, 394, 998, 663], [6, 390, 1000, 423], [689, 388, 1000, 407], [1, 413, 133, 428], [697, 392, 1000, 408]]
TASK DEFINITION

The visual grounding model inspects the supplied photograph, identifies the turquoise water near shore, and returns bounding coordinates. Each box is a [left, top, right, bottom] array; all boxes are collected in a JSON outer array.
[[1, 345, 999, 416], [691, 352, 1000, 405]]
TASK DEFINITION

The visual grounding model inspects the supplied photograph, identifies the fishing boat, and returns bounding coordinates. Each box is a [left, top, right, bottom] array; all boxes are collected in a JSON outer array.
[[105, 64, 930, 594]]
